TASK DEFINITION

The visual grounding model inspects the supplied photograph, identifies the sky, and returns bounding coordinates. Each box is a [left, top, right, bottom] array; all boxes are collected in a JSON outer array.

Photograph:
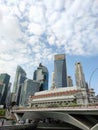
[[0, 0, 98, 94]]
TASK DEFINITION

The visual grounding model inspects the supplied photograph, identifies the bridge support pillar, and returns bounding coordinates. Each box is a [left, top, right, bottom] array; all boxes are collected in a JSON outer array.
[[14, 113, 23, 121], [42, 112, 90, 130], [91, 123, 98, 130]]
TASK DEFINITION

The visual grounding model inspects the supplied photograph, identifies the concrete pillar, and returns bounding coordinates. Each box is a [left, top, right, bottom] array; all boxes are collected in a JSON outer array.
[[91, 123, 98, 130]]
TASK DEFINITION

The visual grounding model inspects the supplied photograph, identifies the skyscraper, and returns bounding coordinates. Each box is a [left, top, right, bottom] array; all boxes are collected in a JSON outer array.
[[0, 73, 10, 105], [50, 72, 56, 89], [54, 54, 67, 88], [75, 62, 86, 89], [6, 83, 12, 107], [33, 63, 48, 91], [13, 66, 26, 105], [0, 82, 5, 105], [67, 76, 73, 87], [75, 62, 89, 105], [20, 79, 40, 106]]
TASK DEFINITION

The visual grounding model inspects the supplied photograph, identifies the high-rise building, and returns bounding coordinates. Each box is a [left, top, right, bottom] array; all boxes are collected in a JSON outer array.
[[75, 62, 86, 89], [75, 62, 89, 105], [13, 66, 26, 105], [20, 79, 40, 106], [67, 76, 73, 87], [33, 63, 48, 91], [0, 73, 10, 105], [50, 72, 56, 89], [6, 83, 12, 107], [0, 82, 5, 104], [54, 54, 67, 88]]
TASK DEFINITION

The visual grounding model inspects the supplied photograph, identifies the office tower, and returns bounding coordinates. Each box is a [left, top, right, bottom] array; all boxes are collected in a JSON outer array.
[[6, 83, 12, 107], [75, 62, 89, 105], [33, 63, 49, 91], [51, 72, 56, 89], [75, 62, 86, 89], [0, 73, 10, 105], [67, 76, 73, 87], [0, 82, 5, 104], [54, 54, 67, 88], [13, 66, 26, 105], [20, 79, 40, 106]]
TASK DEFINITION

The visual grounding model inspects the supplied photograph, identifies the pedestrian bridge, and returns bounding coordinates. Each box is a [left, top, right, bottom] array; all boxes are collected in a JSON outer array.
[[12, 106, 98, 130]]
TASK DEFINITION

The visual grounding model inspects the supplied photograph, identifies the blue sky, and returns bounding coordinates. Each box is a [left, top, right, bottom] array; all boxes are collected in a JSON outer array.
[[0, 0, 98, 94]]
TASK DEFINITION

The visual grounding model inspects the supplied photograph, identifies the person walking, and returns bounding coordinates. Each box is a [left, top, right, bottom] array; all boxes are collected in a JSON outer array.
[[2, 119, 4, 126]]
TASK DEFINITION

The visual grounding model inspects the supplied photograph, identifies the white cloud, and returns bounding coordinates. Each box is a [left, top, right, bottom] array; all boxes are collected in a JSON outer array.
[[29, 4, 45, 24], [0, 5, 22, 41], [0, 0, 98, 90], [28, 22, 45, 35]]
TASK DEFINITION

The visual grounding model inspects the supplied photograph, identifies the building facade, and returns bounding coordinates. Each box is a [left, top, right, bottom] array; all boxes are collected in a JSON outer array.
[[50, 72, 56, 90], [29, 86, 96, 108], [0, 73, 10, 105], [0, 82, 5, 105], [6, 83, 12, 107], [75, 62, 86, 89], [13, 66, 26, 105], [29, 86, 90, 108], [33, 63, 48, 91], [20, 79, 40, 106], [54, 54, 67, 88], [67, 76, 73, 87], [75, 62, 89, 104]]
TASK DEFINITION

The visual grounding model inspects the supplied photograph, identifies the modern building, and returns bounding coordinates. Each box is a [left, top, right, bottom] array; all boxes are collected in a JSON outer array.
[[50, 72, 56, 90], [13, 66, 26, 105], [75, 62, 86, 89], [6, 83, 12, 107], [54, 54, 67, 88], [0, 82, 5, 105], [33, 63, 49, 91], [67, 76, 73, 87], [19, 79, 40, 106], [75, 62, 89, 104], [0, 73, 10, 105]]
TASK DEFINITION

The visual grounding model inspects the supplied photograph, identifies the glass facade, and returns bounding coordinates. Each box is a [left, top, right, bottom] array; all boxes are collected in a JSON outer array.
[[20, 79, 40, 106], [13, 66, 26, 105], [33, 63, 49, 91], [54, 54, 67, 88], [0, 73, 10, 105]]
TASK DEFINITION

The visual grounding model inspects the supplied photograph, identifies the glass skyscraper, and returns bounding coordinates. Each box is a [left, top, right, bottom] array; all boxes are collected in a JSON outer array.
[[33, 63, 49, 91], [20, 79, 40, 106], [0, 73, 10, 105], [13, 66, 26, 105], [54, 54, 67, 88]]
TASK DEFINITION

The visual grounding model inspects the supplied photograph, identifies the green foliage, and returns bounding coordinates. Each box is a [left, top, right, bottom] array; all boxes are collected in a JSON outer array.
[[46, 103, 59, 108], [0, 109, 6, 116]]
